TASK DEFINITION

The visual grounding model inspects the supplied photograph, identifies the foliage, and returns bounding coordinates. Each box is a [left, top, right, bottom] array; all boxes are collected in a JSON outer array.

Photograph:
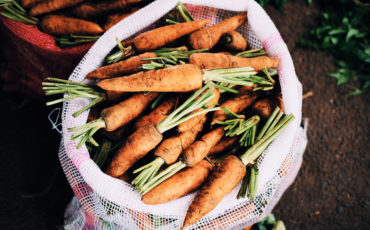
[[299, 0, 369, 95]]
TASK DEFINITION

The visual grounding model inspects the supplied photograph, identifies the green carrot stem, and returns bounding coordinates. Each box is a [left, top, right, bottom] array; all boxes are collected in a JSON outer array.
[[132, 157, 165, 190], [140, 161, 187, 194], [240, 114, 294, 165], [93, 140, 112, 168], [266, 111, 284, 134], [176, 2, 194, 22], [151, 92, 167, 109], [69, 117, 106, 148], [72, 97, 105, 117], [256, 107, 280, 141], [247, 165, 259, 200], [236, 48, 268, 58], [263, 67, 275, 84], [237, 171, 249, 199]]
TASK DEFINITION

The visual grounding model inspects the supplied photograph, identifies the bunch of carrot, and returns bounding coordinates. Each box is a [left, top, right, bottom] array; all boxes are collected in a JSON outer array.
[[42, 5, 292, 228], [0, 0, 153, 47]]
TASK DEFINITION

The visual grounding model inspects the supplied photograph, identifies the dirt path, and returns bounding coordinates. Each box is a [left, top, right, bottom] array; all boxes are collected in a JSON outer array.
[[0, 1, 369, 229], [264, 2, 370, 229]]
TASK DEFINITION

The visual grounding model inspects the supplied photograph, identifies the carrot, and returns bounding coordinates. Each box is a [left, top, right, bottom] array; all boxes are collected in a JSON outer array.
[[252, 97, 283, 120], [208, 137, 238, 156], [132, 19, 210, 52], [72, 0, 143, 19], [106, 123, 163, 178], [220, 31, 247, 52], [183, 127, 225, 167], [136, 125, 226, 194], [189, 13, 247, 50], [29, 0, 85, 16], [211, 87, 259, 124], [142, 160, 212, 205], [40, 15, 104, 36], [105, 85, 220, 178], [131, 116, 206, 190], [134, 96, 178, 129], [101, 93, 158, 131], [155, 117, 205, 165], [97, 64, 203, 93], [104, 8, 140, 30], [183, 155, 246, 228], [178, 88, 220, 132], [86, 52, 157, 80], [21, 0, 43, 8], [69, 92, 158, 148], [189, 53, 280, 71], [182, 114, 295, 228]]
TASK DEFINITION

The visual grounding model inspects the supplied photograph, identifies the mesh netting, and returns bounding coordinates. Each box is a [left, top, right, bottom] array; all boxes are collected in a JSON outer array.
[[59, 0, 304, 229]]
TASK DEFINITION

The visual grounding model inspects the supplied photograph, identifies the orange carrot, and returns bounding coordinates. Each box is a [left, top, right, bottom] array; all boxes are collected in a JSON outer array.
[[220, 31, 247, 52], [183, 127, 225, 167], [177, 88, 220, 132], [97, 64, 203, 93], [142, 160, 212, 205], [134, 96, 178, 130], [107, 85, 219, 179], [21, 0, 43, 8], [132, 19, 210, 52], [29, 0, 85, 16], [40, 15, 103, 36], [182, 155, 246, 228], [70, 92, 158, 147], [86, 52, 157, 80], [183, 113, 295, 228], [106, 123, 163, 178], [104, 8, 140, 30], [189, 13, 247, 50], [189, 53, 280, 71], [154, 116, 205, 165], [101, 93, 158, 132], [211, 87, 259, 124], [72, 0, 143, 19], [208, 137, 238, 156]]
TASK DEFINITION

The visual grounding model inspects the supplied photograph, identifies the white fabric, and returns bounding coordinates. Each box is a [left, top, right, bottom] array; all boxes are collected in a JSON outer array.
[[60, 0, 304, 229]]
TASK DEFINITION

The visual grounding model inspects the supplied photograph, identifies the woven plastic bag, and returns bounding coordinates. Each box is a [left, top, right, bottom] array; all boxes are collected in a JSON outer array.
[[60, 0, 305, 229], [0, 16, 92, 95]]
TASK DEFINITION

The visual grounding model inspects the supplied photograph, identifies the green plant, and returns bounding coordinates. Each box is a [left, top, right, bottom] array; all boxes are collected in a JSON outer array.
[[299, 0, 369, 95]]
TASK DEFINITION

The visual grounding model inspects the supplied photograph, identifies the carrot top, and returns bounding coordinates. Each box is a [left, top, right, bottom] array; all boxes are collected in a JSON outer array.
[[42, 78, 106, 117]]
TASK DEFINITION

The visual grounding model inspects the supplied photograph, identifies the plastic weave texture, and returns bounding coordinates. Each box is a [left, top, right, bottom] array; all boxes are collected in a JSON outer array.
[[0, 16, 92, 95], [60, 0, 304, 229]]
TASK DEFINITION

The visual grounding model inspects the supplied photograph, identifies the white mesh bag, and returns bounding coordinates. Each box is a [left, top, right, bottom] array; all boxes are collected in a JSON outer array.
[[60, 0, 306, 229]]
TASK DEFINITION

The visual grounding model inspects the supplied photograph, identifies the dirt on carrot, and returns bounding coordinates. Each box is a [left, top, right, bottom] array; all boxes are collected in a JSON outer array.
[[189, 13, 247, 50], [97, 64, 203, 93], [142, 160, 213, 205], [182, 155, 246, 228], [183, 127, 225, 167], [132, 19, 210, 52], [101, 92, 158, 132], [189, 53, 280, 71], [40, 15, 104, 36], [29, 0, 85, 16], [106, 123, 163, 178], [220, 31, 247, 52], [86, 52, 157, 80]]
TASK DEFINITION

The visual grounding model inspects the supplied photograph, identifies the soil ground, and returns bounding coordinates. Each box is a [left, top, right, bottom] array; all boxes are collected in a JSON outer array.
[[0, 1, 369, 229]]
